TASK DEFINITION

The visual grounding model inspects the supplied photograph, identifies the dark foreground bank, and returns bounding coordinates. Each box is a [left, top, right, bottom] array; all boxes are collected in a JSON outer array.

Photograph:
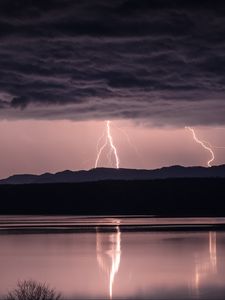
[[1, 178, 225, 216]]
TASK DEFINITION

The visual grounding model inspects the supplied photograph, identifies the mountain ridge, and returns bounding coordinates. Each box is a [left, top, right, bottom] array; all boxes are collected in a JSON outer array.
[[1, 164, 225, 184]]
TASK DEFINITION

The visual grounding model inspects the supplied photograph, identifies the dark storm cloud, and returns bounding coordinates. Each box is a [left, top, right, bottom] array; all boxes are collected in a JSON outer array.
[[0, 0, 225, 125]]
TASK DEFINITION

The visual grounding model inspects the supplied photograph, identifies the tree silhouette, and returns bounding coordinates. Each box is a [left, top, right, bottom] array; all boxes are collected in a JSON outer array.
[[6, 280, 61, 300]]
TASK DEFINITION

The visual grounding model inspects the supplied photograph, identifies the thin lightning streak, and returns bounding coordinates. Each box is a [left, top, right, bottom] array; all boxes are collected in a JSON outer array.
[[202, 140, 225, 150], [185, 126, 215, 167], [107, 121, 119, 169], [83, 129, 107, 169], [107, 148, 113, 167], [96, 129, 107, 153], [112, 124, 141, 160], [95, 132, 108, 168], [211, 145, 225, 149], [95, 121, 120, 169]]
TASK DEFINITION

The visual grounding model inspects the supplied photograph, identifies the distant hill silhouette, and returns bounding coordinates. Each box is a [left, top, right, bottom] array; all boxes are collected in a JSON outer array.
[[1, 165, 225, 184]]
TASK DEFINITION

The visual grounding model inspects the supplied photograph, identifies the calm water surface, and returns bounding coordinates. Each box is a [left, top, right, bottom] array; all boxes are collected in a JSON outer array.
[[0, 216, 225, 299]]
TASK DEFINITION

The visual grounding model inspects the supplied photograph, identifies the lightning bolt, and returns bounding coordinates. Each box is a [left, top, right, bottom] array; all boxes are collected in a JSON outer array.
[[107, 121, 119, 169], [95, 131, 108, 168], [96, 225, 121, 300], [185, 126, 215, 167], [109, 226, 121, 299], [193, 232, 217, 293], [95, 120, 120, 169]]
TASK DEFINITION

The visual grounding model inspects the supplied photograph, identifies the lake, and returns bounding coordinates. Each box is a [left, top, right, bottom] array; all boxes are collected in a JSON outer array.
[[0, 216, 225, 299]]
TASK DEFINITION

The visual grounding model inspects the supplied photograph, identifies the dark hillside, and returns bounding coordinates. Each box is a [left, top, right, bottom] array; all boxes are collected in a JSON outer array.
[[0, 178, 225, 216]]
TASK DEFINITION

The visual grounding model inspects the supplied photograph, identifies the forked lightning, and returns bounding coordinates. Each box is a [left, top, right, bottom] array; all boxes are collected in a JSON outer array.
[[185, 126, 215, 167], [95, 120, 119, 169]]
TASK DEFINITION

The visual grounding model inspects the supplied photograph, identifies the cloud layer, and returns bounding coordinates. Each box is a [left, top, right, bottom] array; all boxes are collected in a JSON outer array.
[[0, 0, 225, 125]]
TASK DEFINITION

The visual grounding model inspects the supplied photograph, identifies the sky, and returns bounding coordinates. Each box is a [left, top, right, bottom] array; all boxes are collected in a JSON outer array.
[[0, 0, 225, 178]]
